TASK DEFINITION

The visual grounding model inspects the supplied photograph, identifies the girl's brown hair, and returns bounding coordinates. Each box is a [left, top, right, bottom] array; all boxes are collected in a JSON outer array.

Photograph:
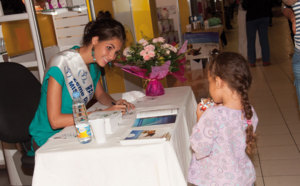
[[208, 52, 256, 157]]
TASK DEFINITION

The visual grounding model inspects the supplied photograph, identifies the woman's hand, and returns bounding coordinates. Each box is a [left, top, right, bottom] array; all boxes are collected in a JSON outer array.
[[104, 104, 127, 115], [115, 99, 135, 112], [102, 99, 135, 115], [196, 102, 205, 122]]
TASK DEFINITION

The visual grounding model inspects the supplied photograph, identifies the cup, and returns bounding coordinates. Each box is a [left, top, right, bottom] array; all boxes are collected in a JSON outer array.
[[89, 119, 106, 144]]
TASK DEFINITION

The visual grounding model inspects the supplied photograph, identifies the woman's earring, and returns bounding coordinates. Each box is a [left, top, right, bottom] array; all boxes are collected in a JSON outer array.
[[92, 46, 96, 62]]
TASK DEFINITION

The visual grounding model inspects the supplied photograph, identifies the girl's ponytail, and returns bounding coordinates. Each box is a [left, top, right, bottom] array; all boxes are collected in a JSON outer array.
[[241, 87, 256, 157], [208, 52, 257, 157]]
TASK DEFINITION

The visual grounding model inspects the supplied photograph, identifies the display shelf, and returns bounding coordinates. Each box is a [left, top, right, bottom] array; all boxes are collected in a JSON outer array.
[[40, 8, 68, 15], [40, 6, 87, 16], [0, 0, 45, 82], [0, 13, 28, 22]]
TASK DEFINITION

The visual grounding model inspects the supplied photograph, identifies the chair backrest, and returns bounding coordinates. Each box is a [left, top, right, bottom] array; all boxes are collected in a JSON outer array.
[[0, 62, 41, 144]]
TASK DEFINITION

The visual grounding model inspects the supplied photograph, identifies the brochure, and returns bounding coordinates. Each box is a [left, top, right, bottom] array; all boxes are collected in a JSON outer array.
[[132, 114, 177, 127], [120, 128, 171, 145]]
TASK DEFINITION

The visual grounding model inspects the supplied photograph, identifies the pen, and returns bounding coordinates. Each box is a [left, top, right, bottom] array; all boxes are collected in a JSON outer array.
[[111, 101, 116, 105]]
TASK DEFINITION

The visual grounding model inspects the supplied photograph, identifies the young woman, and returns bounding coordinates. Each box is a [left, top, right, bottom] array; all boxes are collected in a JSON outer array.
[[29, 11, 134, 152]]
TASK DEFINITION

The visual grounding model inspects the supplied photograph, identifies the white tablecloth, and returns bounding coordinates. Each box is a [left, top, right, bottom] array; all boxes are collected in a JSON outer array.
[[32, 86, 197, 186]]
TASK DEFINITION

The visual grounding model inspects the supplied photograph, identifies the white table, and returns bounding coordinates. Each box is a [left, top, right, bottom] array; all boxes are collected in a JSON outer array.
[[32, 86, 197, 186]]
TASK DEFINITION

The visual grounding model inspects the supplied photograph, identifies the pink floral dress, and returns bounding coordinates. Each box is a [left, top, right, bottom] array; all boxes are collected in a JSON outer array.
[[188, 105, 258, 186]]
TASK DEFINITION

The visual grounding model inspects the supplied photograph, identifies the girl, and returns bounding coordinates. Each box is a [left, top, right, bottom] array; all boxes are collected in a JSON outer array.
[[188, 52, 258, 185], [29, 11, 134, 152]]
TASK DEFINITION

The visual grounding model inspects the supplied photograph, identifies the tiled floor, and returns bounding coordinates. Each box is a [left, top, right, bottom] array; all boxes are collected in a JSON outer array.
[[171, 7, 300, 186], [236, 10, 300, 186], [1, 8, 300, 186]]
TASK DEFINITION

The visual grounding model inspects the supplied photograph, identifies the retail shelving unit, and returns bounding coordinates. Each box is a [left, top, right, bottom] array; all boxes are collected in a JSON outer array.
[[0, 1, 46, 185], [0, 0, 46, 83]]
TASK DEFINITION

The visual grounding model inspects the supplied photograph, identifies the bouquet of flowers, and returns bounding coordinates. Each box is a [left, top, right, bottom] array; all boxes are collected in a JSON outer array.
[[115, 37, 188, 96]]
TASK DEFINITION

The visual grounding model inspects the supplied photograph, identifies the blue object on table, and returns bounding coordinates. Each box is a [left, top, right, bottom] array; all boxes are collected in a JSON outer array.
[[183, 32, 219, 44]]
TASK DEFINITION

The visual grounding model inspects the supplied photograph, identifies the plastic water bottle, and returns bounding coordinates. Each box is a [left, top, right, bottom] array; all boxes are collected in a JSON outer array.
[[72, 91, 92, 144]]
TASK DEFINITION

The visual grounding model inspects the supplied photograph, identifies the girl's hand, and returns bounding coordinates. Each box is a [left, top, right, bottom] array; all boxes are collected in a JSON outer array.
[[196, 102, 205, 122]]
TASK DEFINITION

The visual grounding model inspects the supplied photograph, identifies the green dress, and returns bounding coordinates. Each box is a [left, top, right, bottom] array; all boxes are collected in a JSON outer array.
[[28, 49, 101, 155]]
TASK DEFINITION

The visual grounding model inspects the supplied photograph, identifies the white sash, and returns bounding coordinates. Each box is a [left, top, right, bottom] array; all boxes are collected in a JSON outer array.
[[46, 49, 94, 105]]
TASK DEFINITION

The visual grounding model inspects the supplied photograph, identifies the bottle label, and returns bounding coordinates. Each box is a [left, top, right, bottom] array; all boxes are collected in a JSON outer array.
[[76, 123, 92, 139]]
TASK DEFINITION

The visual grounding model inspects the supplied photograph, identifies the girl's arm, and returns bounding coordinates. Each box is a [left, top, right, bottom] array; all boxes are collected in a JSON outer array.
[[47, 76, 75, 129], [190, 111, 218, 159]]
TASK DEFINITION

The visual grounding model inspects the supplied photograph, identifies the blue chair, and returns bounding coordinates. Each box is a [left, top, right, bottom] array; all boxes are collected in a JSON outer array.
[[0, 62, 41, 177]]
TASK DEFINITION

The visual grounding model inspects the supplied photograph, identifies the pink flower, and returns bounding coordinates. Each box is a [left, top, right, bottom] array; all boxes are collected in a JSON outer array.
[[140, 49, 155, 59], [148, 51, 155, 58], [138, 39, 148, 46], [153, 37, 165, 43], [144, 44, 155, 52], [123, 47, 131, 57], [143, 55, 151, 61], [162, 44, 177, 53], [152, 38, 158, 43], [140, 50, 146, 56], [157, 37, 165, 43]]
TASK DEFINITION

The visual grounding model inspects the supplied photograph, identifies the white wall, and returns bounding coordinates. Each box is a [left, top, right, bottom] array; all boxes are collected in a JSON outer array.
[[112, 0, 143, 92]]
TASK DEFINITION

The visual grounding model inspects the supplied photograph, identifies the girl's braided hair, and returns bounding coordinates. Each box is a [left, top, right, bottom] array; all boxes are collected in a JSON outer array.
[[208, 52, 256, 157]]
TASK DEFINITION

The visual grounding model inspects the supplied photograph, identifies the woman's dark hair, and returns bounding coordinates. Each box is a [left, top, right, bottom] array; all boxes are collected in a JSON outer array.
[[82, 11, 126, 46], [208, 52, 256, 157]]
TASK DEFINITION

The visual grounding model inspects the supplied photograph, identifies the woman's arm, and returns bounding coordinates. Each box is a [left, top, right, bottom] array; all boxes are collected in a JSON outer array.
[[94, 80, 116, 106], [282, 2, 296, 34], [94, 80, 128, 113], [47, 76, 75, 129]]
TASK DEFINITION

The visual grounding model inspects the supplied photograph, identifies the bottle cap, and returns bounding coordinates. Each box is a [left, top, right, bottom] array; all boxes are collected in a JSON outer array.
[[72, 91, 80, 98]]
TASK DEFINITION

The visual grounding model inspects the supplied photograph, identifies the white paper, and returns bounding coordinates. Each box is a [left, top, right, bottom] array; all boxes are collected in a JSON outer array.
[[122, 91, 145, 103], [50, 126, 76, 140]]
